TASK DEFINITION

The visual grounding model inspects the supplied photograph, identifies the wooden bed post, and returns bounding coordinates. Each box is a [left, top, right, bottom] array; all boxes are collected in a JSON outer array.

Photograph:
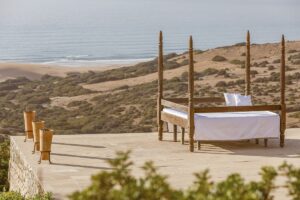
[[181, 127, 185, 144], [188, 36, 195, 152], [245, 30, 251, 96], [280, 35, 286, 147], [246, 31, 260, 144], [158, 31, 164, 141]]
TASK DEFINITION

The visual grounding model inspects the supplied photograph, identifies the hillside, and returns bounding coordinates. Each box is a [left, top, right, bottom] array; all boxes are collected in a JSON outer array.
[[1, 41, 300, 135]]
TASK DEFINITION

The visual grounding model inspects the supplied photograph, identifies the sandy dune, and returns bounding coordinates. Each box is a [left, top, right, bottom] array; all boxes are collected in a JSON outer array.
[[83, 40, 300, 91], [0, 62, 125, 82]]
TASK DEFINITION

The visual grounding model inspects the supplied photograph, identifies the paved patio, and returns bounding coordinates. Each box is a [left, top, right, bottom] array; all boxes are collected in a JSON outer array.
[[11, 129, 300, 199]]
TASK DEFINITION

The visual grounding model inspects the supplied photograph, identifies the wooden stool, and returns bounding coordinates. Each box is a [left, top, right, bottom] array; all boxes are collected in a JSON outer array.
[[23, 111, 36, 142], [39, 129, 53, 164], [32, 121, 45, 154]]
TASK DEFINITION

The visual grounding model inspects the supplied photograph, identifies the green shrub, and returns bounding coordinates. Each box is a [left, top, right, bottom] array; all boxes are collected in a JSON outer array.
[[0, 140, 9, 191], [288, 53, 300, 61], [215, 81, 227, 87], [230, 59, 244, 65], [70, 151, 300, 200], [268, 65, 275, 70], [212, 55, 227, 62], [234, 42, 246, 46], [288, 49, 297, 54], [0, 191, 52, 200], [258, 61, 269, 68], [292, 59, 300, 65], [0, 192, 23, 200], [67, 101, 90, 108]]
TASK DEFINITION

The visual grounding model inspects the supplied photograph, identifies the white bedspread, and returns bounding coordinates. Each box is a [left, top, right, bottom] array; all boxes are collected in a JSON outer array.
[[163, 108, 280, 141]]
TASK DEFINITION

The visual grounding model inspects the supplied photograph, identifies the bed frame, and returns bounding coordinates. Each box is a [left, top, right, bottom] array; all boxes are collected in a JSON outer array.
[[157, 31, 286, 152]]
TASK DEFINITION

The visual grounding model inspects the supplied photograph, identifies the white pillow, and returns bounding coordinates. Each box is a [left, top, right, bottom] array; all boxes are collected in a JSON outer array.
[[224, 93, 238, 106], [235, 94, 252, 106]]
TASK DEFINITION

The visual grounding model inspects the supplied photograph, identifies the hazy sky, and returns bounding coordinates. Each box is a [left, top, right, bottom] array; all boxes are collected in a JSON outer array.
[[0, 0, 299, 62]]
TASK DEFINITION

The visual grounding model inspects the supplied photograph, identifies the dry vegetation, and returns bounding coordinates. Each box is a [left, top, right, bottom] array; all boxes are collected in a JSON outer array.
[[1, 41, 300, 135]]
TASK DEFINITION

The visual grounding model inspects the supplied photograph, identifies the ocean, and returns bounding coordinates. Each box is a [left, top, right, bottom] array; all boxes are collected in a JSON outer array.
[[0, 0, 299, 66]]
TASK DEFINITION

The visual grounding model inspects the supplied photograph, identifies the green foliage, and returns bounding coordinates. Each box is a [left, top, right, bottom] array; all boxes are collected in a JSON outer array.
[[0, 192, 23, 200], [0, 192, 52, 200], [230, 59, 244, 65], [234, 42, 246, 47], [288, 49, 297, 54], [70, 151, 300, 200], [212, 55, 227, 62], [0, 140, 9, 192], [69, 151, 183, 200], [215, 81, 227, 87], [268, 65, 275, 70], [292, 59, 300, 65], [280, 162, 300, 199], [288, 53, 300, 61]]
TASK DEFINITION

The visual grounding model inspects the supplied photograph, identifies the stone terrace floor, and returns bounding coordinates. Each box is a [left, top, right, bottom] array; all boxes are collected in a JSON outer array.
[[11, 129, 300, 199]]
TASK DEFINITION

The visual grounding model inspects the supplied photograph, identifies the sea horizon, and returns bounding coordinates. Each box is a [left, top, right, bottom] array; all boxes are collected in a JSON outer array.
[[1, 0, 300, 66]]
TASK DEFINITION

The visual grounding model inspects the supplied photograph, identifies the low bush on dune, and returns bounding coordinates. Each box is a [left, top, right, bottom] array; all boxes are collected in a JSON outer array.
[[212, 55, 227, 62], [292, 59, 300, 65], [288, 49, 297, 54], [268, 65, 275, 71], [288, 53, 300, 61], [70, 151, 300, 200], [230, 59, 244, 65], [215, 81, 227, 87], [234, 42, 246, 46], [67, 101, 91, 108], [272, 59, 280, 64]]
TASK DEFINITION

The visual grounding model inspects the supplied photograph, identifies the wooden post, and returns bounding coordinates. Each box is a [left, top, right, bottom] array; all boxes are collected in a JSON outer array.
[[173, 125, 177, 142], [280, 35, 286, 147], [181, 127, 185, 144], [246, 31, 260, 144], [264, 138, 268, 147], [245, 30, 251, 96], [158, 31, 164, 141], [188, 36, 195, 152]]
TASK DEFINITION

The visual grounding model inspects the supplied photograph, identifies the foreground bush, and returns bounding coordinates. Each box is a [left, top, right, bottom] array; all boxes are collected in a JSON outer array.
[[0, 191, 52, 200], [70, 151, 300, 200], [0, 139, 9, 191]]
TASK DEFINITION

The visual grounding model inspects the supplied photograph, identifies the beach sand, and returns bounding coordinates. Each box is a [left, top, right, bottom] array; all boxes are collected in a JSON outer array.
[[0, 62, 125, 82]]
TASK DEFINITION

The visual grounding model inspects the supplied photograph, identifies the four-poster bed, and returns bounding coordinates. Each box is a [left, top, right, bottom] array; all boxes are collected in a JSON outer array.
[[157, 31, 286, 152]]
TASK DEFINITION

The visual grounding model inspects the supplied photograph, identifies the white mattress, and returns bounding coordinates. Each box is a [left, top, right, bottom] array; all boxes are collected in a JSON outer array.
[[163, 108, 280, 141]]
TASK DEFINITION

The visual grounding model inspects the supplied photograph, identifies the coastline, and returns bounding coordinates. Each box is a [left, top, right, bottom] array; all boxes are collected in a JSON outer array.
[[1, 39, 300, 83], [0, 62, 133, 82]]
